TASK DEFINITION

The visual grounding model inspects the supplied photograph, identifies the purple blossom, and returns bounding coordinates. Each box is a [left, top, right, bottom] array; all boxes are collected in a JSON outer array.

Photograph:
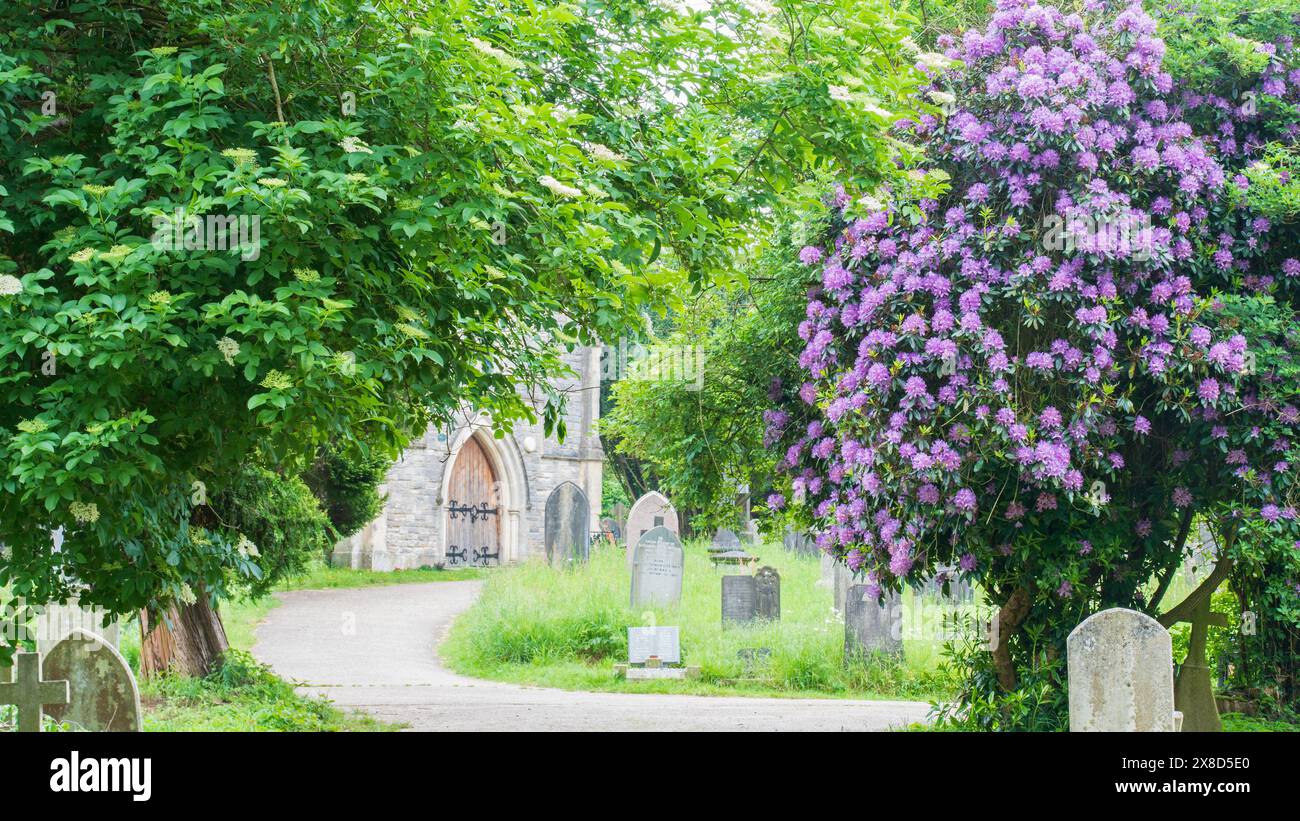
[[1198, 378, 1221, 405]]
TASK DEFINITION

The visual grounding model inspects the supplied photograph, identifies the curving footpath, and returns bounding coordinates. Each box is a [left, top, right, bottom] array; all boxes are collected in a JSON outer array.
[[251, 581, 931, 732]]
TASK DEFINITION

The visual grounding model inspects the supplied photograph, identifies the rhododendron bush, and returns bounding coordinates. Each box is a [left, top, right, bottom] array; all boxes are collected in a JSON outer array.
[[768, 0, 1300, 723]]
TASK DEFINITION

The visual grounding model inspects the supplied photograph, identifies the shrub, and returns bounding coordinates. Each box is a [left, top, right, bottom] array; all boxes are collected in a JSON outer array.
[[770, 0, 1300, 727]]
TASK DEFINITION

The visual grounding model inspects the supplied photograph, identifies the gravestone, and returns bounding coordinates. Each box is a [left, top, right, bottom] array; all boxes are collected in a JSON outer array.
[[927, 565, 974, 604], [817, 551, 834, 589], [599, 516, 622, 542], [1169, 593, 1228, 732], [43, 629, 141, 732], [844, 585, 903, 659], [625, 491, 678, 570], [737, 647, 772, 673], [1067, 608, 1175, 732], [711, 527, 741, 553], [721, 575, 757, 626], [784, 528, 818, 557], [754, 566, 781, 621], [545, 481, 591, 565], [630, 526, 684, 608], [833, 562, 853, 615], [627, 626, 681, 665], [0, 652, 69, 732]]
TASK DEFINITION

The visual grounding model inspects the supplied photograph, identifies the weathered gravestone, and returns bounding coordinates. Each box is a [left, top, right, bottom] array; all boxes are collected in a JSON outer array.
[[545, 481, 591, 565], [630, 526, 684, 608], [783, 528, 818, 557], [711, 527, 741, 553], [622, 626, 697, 680], [833, 561, 853, 615], [1067, 608, 1176, 732], [927, 565, 974, 605], [1169, 595, 1226, 732], [627, 626, 681, 665], [844, 584, 903, 659], [0, 651, 69, 732], [754, 566, 781, 621], [599, 516, 622, 543], [817, 551, 834, 589], [43, 629, 142, 732], [625, 491, 678, 570], [721, 575, 757, 626]]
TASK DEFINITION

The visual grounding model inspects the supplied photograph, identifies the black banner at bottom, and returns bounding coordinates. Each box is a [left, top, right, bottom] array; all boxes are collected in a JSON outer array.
[[1, 730, 1290, 808]]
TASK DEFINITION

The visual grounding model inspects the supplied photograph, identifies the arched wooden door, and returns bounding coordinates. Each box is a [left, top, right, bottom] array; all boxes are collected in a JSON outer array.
[[445, 437, 501, 567]]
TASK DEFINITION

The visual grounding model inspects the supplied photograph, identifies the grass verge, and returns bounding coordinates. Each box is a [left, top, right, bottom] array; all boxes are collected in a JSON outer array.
[[441, 540, 959, 702]]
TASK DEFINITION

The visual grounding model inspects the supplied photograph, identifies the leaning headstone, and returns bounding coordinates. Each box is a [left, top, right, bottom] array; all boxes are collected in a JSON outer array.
[[545, 481, 591, 565], [1170, 595, 1227, 732], [630, 526, 684, 608], [844, 584, 903, 659], [43, 629, 142, 732], [1067, 608, 1175, 732], [754, 566, 781, 621], [721, 575, 757, 626], [625, 491, 678, 570]]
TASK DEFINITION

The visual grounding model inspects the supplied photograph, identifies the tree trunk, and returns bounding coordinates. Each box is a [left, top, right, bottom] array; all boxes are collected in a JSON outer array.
[[992, 587, 1032, 691], [139, 592, 228, 679]]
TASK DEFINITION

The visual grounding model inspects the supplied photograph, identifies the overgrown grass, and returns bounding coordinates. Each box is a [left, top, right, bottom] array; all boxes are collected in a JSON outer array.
[[442, 540, 960, 701], [126, 561, 478, 731], [140, 650, 396, 732]]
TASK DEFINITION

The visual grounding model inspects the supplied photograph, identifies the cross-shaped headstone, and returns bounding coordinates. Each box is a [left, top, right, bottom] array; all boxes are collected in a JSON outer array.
[[0, 652, 70, 732], [1170, 596, 1228, 732]]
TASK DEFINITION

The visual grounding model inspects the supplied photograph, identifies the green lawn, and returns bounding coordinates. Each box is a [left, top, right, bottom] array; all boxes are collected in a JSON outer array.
[[126, 562, 481, 732], [441, 539, 961, 702]]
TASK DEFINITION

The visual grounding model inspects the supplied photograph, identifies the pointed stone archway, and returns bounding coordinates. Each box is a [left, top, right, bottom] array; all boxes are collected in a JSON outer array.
[[439, 418, 528, 565]]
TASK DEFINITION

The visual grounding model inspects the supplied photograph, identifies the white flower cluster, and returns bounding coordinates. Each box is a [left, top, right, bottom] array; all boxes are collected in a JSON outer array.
[[339, 136, 373, 155], [538, 175, 583, 198], [580, 142, 627, 163], [915, 51, 956, 73], [69, 501, 100, 525], [0, 274, 22, 296], [236, 534, 260, 558], [469, 37, 525, 71], [217, 336, 240, 366]]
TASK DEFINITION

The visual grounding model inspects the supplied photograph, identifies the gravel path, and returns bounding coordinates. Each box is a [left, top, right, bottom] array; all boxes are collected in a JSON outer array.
[[251, 580, 931, 732]]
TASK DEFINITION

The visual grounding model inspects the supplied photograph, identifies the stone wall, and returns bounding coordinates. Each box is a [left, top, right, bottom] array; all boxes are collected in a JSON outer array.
[[333, 346, 603, 570]]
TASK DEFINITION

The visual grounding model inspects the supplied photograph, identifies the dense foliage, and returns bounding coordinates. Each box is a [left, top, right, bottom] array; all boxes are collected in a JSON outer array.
[[769, 0, 1300, 726], [301, 442, 390, 544], [0, 0, 829, 661], [604, 227, 821, 528], [208, 466, 332, 599]]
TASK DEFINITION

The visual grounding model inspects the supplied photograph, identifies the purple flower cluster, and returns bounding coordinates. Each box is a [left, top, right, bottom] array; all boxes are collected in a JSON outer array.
[[769, 0, 1300, 596]]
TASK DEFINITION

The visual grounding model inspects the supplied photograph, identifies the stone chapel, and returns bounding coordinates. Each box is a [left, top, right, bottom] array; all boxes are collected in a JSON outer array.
[[331, 346, 604, 570]]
